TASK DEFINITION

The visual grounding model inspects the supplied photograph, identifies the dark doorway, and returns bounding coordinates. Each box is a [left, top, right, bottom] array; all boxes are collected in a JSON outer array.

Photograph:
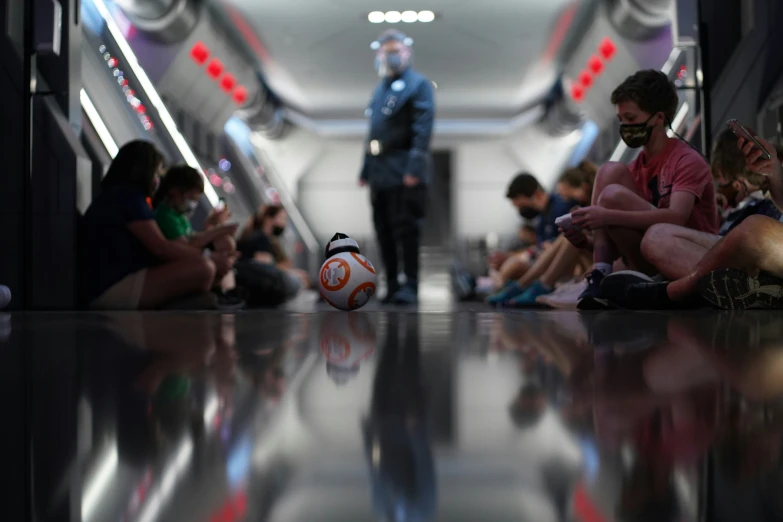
[[422, 150, 452, 248]]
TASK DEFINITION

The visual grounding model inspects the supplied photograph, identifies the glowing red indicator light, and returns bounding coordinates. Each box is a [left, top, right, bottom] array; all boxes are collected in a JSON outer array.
[[599, 37, 616, 60], [206, 59, 224, 79], [220, 73, 237, 93], [587, 55, 604, 75], [571, 84, 585, 103], [578, 70, 593, 88], [232, 86, 248, 106], [190, 41, 210, 65]]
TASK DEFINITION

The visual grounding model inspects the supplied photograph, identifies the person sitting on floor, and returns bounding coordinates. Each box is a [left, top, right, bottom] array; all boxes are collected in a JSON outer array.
[[564, 69, 719, 309], [238, 204, 310, 299], [489, 162, 596, 305], [600, 129, 783, 307], [152, 165, 242, 305], [79, 140, 219, 310], [603, 133, 783, 310]]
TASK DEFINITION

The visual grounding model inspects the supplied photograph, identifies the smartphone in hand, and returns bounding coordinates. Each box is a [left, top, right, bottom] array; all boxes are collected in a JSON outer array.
[[555, 213, 575, 230], [727, 119, 772, 161]]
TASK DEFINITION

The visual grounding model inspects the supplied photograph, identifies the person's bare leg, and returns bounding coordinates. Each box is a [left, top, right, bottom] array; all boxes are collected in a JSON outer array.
[[497, 254, 530, 287], [139, 257, 216, 309], [539, 240, 581, 288], [596, 184, 657, 274], [212, 235, 237, 291], [590, 162, 645, 266], [518, 236, 568, 287], [641, 224, 719, 280], [668, 215, 783, 300]]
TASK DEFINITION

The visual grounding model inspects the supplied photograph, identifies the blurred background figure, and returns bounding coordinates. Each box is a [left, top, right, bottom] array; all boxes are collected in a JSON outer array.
[[359, 29, 436, 306]]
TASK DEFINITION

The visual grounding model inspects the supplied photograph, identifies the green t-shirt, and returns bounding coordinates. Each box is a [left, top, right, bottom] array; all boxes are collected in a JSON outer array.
[[154, 203, 193, 240]]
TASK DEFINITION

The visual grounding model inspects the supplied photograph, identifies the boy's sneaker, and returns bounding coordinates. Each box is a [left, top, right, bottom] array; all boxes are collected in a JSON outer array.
[[577, 270, 610, 310]]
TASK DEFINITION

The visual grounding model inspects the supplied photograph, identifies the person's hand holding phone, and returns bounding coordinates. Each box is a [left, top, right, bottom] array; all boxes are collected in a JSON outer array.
[[738, 134, 780, 177], [206, 201, 232, 227]]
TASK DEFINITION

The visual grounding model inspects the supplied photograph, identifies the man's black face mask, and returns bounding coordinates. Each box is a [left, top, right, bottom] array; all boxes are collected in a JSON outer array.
[[519, 207, 540, 220]]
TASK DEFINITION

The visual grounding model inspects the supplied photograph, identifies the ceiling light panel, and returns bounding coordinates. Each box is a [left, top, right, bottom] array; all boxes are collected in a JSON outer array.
[[367, 10, 436, 23]]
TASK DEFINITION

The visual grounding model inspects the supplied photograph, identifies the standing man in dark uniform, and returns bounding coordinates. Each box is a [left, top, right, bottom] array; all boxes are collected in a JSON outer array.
[[359, 29, 436, 305]]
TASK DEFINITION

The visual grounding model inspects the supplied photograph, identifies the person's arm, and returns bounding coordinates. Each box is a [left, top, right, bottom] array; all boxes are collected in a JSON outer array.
[[128, 220, 203, 261], [404, 79, 435, 182], [189, 224, 238, 250], [603, 191, 696, 229], [739, 135, 783, 210]]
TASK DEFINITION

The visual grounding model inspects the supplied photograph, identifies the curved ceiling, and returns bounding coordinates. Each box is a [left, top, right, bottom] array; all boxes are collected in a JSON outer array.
[[219, 0, 578, 120]]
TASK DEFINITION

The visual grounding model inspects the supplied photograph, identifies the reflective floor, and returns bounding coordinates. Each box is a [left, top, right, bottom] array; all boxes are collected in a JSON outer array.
[[3, 309, 783, 522]]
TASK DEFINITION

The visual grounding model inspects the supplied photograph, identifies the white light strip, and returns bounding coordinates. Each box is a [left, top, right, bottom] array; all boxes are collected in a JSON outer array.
[[81, 442, 119, 522], [81, 88, 119, 158], [91, 0, 219, 206], [667, 101, 690, 137]]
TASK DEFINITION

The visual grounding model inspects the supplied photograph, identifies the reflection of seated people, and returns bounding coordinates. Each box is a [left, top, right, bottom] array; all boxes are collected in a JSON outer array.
[[363, 315, 436, 522], [236, 317, 291, 403], [238, 204, 310, 299], [79, 141, 219, 310], [712, 400, 783, 522]]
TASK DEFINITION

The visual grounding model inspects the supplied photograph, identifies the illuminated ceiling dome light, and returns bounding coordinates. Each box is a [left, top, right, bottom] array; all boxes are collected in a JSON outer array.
[[417, 10, 435, 22], [401, 11, 418, 23], [384, 11, 402, 23], [368, 11, 385, 23]]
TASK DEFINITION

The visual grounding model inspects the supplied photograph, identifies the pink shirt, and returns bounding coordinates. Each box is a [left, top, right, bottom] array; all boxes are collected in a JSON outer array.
[[629, 138, 719, 234]]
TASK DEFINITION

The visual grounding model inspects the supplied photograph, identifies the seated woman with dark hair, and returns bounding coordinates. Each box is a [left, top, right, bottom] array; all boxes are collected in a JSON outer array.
[[79, 140, 218, 310], [238, 204, 310, 298]]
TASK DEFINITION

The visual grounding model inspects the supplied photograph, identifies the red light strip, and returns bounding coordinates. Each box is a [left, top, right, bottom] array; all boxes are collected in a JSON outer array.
[[570, 37, 617, 102]]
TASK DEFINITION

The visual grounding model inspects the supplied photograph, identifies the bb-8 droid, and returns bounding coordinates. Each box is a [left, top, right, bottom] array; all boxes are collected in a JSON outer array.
[[319, 233, 378, 311]]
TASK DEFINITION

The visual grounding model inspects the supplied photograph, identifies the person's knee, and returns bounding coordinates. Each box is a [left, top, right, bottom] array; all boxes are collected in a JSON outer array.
[[214, 235, 236, 252], [641, 224, 673, 263], [597, 183, 636, 210], [596, 162, 631, 186]]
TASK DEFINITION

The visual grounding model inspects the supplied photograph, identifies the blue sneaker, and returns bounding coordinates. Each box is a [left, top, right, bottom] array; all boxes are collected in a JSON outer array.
[[392, 284, 419, 305], [487, 281, 526, 305], [506, 281, 553, 308]]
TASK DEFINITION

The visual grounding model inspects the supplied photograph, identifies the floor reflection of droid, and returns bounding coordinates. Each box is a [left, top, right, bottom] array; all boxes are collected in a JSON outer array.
[[363, 314, 436, 522], [319, 312, 377, 386]]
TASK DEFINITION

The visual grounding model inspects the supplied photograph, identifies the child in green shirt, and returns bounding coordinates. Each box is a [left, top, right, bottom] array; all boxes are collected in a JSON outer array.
[[153, 165, 239, 291]]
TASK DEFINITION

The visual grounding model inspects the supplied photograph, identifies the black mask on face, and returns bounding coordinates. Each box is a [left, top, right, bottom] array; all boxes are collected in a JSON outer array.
[[619, 114, 656, 149], [272, 225, 285, 237], [519, 207, 540, 220]]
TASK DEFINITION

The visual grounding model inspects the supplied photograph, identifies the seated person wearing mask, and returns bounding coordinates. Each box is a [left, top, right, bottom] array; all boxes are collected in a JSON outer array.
[[488, 167, 589, 304], [153, 165, 240, 296], [79, 141, 218, 310], [601, 129, 783, 308], [605, 133, 783, 310], [565, 69, 718, 309], [238, 205, 310, 298]]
